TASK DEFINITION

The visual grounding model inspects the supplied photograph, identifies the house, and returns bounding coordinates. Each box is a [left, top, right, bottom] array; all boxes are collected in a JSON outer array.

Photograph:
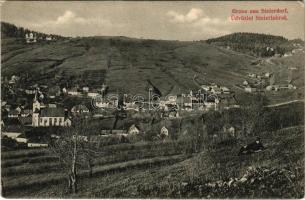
[[288, 84, 297, 90], [283, 53, 292, 57], [245, 86, 257, 93], [25, 89, 36, 95], [21, 109, 33, 117], [266, 85, 273, 91], [2, 119, 27, 143], [71, 105, 90, 114], [211, 86, 222, 94], [8, 110, 19, 118], [248, 73, 257, 78], [87, 91, 100, 98], [15, 133, 28, 143], [48, 104, 57, 108], [25, 32, 37, 43], [2, 132, 22, 139], [204, 95, 219, 111], [82, 87, 89, 93], [220, 87, 230, 94], [67, 88, 82, 96], [1, 101, 7, 107], [4, 104, 11, 112], [94, 98, 109, 108], [160, 126, 169, 137], [123, 102, 139, 111], [243, 80, 249, 86], [128, 124, 140, 135], [223, 125, 236, 137], [64, 118, 72, 126], [15, 106, 22, 113], [201, 85, 211, 92], [10, 75, 20, 83], [62, 87, 67, 94], [46, 36, 53, 41], [47, 86, 61, 98]]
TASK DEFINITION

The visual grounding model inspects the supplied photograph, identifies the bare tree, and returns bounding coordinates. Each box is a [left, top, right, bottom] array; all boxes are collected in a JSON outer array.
[[239, 93, 268, 136], [49, 118, 95, 193]]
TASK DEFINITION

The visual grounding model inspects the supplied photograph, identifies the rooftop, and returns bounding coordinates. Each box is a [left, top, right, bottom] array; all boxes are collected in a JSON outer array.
[[40, 107, 65, 117]]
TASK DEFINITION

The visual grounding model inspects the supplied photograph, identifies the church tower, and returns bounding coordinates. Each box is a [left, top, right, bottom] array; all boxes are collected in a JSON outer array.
[[33, 90, 41, 112], [32, 90, 40, 127]]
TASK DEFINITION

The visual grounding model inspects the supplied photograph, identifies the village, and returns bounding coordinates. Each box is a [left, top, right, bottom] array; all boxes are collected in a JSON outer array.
[[1, 70, 245, 149], [1, 47, 301, 150]]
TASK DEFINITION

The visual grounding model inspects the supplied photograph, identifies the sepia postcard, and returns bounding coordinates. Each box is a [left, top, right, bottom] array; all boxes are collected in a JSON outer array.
[[0, 1, 304, 198]]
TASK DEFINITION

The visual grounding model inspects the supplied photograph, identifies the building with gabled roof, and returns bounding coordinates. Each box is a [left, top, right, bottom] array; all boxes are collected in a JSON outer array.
[[31, 92, 71, 127], [128, 124, 140, 135], [8, 110, 19, 118], [71, 105, 90, 114]]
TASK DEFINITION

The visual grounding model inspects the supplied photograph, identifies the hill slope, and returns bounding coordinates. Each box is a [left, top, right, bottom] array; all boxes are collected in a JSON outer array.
[[1, 30, 254, 95], [1, 23, 304, 97]]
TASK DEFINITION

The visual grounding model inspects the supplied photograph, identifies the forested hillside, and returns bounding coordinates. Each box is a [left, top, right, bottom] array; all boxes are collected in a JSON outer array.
[[1, 22, 63, 40], [206, 32, 302, 57]]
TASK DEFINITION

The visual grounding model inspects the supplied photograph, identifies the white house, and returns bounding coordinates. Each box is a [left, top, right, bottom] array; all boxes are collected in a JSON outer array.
[[46, 36, 53, 41], [128, 124, 140, 135], [160, 126, 169, 137], [15, 134, 28, 143], [2, 132, 22, 139], [245, 87, 257, 93], [21, 109, 33, 117], [25, 32, 37, 43], [71, 105, 90, 114], [243, 80, 249, 86], [87, 92, 99, 98], [82, 87, 89, 93], [67, 88, 81, 96], [220, 87, 230, 94], [25, 89, 36, 94], [201, 85, 211, 92], [8, 110, 19, 118], [265, 72, 271, 78]]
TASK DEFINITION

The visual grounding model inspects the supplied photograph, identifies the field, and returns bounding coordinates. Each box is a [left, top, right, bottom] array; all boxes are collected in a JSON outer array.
[[1, 140, 191, 195], [2, 125, 304, 198]]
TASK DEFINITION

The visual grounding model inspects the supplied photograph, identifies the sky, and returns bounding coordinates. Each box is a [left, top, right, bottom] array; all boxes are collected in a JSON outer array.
[[1, 1, 304, 41]]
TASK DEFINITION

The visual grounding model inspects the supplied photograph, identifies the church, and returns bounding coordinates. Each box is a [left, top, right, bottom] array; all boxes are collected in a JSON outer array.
[[32, 92, 71, 127]]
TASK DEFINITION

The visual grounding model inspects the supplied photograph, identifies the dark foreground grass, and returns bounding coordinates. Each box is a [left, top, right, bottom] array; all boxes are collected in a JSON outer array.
[[3, 154, 188, 195], [4, 126, 303, 198]]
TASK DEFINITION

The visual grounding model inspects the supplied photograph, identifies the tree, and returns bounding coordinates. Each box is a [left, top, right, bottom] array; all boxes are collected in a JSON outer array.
[[49, 118, 95, 193], [238, 93, 269, 136]]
